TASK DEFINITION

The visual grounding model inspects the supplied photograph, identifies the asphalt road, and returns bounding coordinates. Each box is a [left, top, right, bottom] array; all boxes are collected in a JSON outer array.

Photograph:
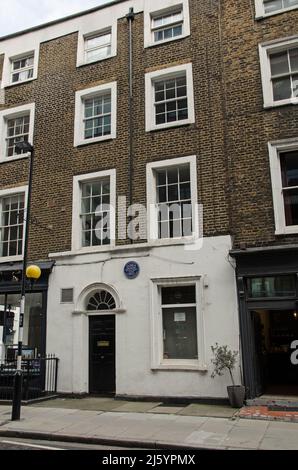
[[0, 437, 140, 450]]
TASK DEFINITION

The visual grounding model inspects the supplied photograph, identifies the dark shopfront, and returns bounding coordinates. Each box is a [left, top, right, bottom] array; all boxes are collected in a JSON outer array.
[[0, 261, 53, 362], [231, 247, 298, 399]]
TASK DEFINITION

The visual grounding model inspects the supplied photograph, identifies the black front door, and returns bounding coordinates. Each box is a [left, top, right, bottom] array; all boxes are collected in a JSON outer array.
[[89, 315, 115, 394]]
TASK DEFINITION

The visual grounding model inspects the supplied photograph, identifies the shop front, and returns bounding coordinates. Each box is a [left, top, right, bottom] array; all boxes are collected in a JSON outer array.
[[0, 261, 53, 362], [231, 247, 298, 399]]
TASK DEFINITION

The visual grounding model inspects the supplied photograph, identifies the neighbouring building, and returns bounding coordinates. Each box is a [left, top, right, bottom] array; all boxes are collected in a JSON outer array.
[[0, 0, 297, 401], [224, 0, 298, 398]]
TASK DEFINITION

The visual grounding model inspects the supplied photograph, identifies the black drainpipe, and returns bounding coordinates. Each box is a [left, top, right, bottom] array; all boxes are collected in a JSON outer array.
[[126, 7, 135, 243]]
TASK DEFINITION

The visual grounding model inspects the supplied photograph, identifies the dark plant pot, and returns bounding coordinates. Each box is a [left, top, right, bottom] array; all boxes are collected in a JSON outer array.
[[227, 385, 246, 408]]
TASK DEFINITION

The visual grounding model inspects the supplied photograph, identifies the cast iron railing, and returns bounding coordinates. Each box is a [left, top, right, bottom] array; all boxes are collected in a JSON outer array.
[[0, 354, 59, 401]]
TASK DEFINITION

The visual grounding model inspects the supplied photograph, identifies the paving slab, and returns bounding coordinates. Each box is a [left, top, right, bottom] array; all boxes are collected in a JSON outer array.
[[34, 398, 119, 411], [221, 422, 269, 450], [150, 406, 185, 415], [179, 403, 237, 418], [112, 402, 162, 413], [153, 419, 208, 443], [185, 428, 227, 447], [260, 430, 298, 451]]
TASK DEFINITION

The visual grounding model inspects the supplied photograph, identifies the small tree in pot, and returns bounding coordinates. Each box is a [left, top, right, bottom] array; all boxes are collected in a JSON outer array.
[[211, 343, 246, 408]]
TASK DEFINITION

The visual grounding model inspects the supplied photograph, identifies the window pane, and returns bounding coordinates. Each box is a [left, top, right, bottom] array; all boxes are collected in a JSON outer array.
[[173, 25, 183, 37], [157, 169, 167, 186], [180, 182, 191, 200], [168, 184, 179, 201], [156, 113, 166, 125], [247, 276, 296, 298], [158, 204, 169, 222], [270, 51, 289, 76], [264, 0, 283, 13], [178, 107, 188, 121], [153, 11, 182, 28], [166, 86, 176, 100], [86, 33, 111, 49], [167, 167, 179, 184], [272, 77, 291, 101], [177, 85, 187, 97], [162, 285, 196, 304], [23, 293, 43, 355], [154, 30, 164, 42], [82, 230, 91, 247], [158, 186, 167, 203], [86, 46, 111, 62], [280, 150, 298, 187], [159, 221, 169, 238], [179, 165, 190, 182], [289, 48, 298, 72], [164, 28, 173, 40], [284, 0, 298, 7], [182, 218, 192, 236], [163, 307, 198, 359], [167, 110, 177, 122], [283, 188, 298, 225], [293, 74, 298, 97]]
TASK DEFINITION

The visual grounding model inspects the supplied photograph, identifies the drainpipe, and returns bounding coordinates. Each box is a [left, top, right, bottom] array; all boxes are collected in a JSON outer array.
[[126, 7, 135, 243]]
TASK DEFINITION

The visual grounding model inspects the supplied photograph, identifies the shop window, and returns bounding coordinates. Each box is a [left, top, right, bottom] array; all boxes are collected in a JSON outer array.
[[247, 275, 297, 298], [0, 292, 44, 360]]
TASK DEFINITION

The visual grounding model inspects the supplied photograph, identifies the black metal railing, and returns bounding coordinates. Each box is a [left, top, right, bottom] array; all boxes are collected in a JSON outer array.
[[0, 354, 59, 401]]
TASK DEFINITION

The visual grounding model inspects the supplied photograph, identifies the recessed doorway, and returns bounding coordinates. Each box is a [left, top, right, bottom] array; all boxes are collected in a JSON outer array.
[[252, 309, 298, 396]]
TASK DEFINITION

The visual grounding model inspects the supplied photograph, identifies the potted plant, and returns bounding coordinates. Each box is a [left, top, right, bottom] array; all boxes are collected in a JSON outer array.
[[211, 343, 246, 408]]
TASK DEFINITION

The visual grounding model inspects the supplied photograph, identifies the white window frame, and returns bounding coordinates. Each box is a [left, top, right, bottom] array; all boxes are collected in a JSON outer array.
[[268, 137, 298, 235], [0, 103, 35, 163], [255, 0, 298, 18], [0, 185, 28, 262], [76, 24, 117, 67], [144, 0, 190, 48], [146, 155, 199, 246], [145, 63, 195, 132], [72, 169, 116, 253], [150, 276, 207, 371], [1, 48, 39, 88], [259, 36, 298, 108], [74, 82, 117, 147]]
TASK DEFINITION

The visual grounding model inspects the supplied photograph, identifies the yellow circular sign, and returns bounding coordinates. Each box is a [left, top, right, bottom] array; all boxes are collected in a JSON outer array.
[[26, 265, 41, 280]]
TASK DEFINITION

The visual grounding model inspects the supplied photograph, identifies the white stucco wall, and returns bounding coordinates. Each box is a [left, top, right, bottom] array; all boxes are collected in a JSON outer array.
[[46, 235, 240, 399]]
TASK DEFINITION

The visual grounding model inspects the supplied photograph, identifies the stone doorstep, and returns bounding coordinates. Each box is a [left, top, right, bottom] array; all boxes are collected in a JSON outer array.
[[238, 406, 298, 423]]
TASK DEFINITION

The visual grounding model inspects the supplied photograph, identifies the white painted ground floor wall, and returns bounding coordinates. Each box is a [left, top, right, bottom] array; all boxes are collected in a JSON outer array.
[[46, 235, 240, 399]]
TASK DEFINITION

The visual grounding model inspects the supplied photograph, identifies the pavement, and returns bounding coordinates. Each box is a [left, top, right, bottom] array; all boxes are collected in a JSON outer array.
[[0, 399, 298, 450]]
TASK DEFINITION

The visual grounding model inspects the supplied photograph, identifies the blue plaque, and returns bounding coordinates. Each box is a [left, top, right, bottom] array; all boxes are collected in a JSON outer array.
[[124, 261, 140, 279]]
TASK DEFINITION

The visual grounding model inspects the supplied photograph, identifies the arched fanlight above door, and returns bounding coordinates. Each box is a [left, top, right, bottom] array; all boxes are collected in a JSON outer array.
[[87, 290, 116, 311]]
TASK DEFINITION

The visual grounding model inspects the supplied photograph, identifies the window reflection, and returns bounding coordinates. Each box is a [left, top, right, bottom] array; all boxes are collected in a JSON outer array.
[[0, 292, 43, 362]]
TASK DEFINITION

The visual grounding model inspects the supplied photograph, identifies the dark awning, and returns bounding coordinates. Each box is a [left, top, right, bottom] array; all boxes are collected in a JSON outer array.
[[0, 261, 55, 273], [230, 245, 298, 277]]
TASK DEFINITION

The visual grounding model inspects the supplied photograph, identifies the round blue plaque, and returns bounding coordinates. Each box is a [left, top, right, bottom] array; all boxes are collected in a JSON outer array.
[[124, 261, 140, 279]]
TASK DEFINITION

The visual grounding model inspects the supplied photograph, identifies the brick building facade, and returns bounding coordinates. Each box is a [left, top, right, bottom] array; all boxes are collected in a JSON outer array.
[[0, 0, 297, 400]]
